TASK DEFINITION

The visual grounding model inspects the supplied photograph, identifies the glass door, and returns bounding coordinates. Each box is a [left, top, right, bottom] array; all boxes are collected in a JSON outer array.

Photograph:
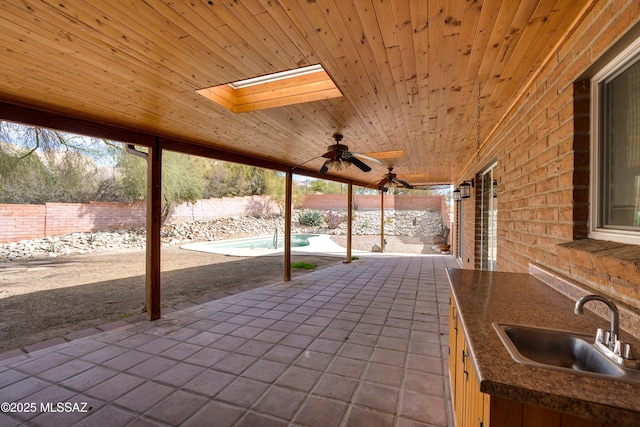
[[480, 165, 497, 270]]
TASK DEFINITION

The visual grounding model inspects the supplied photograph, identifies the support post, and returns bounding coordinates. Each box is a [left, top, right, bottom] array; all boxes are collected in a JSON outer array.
[[345, 182, 353, 263], [146, 139, 162, 320], [380, 190, 385, 253], [284, 168, 292, 281]]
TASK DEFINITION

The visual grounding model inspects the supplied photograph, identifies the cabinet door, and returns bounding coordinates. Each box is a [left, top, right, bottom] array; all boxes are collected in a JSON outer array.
[[449, 296, 458, 402], [464, 353, 485, 427], [454, 323, 467, 427]]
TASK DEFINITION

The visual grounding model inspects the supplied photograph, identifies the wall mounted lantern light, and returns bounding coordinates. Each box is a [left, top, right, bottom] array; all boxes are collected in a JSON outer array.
[[453, 188, 461, 201], [493, 179, 498, 198], [459, 179, 474, 199]]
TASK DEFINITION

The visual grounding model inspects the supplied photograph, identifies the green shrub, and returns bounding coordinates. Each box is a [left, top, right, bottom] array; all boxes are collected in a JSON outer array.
[[298, 210, 323, 226], [292, 262, 317, 269]]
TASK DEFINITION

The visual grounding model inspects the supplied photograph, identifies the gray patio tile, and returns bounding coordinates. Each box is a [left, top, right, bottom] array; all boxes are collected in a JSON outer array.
[[400, 390, 448, 426], [182, 401, 244, 427], [135, 337, 179, 354], [183, 369, 235, 396], [146, 390, 208, 426], [37, 359, 95, 382], [229, 325, 265, 339], [153, 362, 205, 387], [253, 385, 306, 419], [102, 349, 152, 370], [327, 356, 367, 378], [59, 365, 119, 392], [237, 412, 288, 427], [13, 353, 72, 375], [71, 405, 137, 427], [270, 320, 299, 333], [208, 335, 247, 352], [345, 406, 395, 427], [276, 366, 322, 392], [312, 374, 358, 401], [28, 394, 104, 426], [294, 395, 348, 427], [125, 356, 177, 379], [280, 333, 314, 349], [404, 370, 446, 397], [115, 381, 174, 413], [241, 359, 287, 383], [339, 343, 374, 361], [377, 336, 409, 352], [158, 342, 203, 361], [186, 331, 223, 346], [215, 377, 269, 407], [409, 340, 442, 357], [85, 372, 146, 401], [365, 362, 404, 387], [354, 381, 399, 413], [307, 337, 343, 355], [212, 353, 257, 375], [262, 345, 303, 364], [406, 353, 443, 375], [254, 329, 288, 344], [234, 340, 274, 358]]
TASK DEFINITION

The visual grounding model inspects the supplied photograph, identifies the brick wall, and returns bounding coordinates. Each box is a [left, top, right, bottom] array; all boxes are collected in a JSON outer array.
[[45, 202, 147, 236], [0, 204, 45, 242], [168, 196, 278, 223], [302, 194, 444, 212], [0, 195, 277, 243], [456, 1, 640, 308]]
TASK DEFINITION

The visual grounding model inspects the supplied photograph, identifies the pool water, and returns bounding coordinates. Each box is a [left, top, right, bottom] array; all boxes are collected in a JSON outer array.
[[199, 234, 314, 250]]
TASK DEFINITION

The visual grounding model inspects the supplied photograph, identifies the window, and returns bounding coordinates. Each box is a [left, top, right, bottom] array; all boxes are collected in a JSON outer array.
[[591, 38, 640, 244]]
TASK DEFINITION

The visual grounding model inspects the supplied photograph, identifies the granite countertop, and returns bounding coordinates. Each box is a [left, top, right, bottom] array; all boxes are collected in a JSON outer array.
[[447, 268, 640, 427]]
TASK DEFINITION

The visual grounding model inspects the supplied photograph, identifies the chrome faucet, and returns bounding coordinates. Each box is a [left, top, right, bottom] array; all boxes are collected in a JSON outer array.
[[574, 294, 620, 347]]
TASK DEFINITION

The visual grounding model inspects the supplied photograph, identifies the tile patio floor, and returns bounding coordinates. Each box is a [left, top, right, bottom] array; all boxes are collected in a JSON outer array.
[[0, 254, 459, 427]]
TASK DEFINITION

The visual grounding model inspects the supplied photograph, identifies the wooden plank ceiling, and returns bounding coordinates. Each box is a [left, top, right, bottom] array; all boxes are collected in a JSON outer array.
[[0, 0, 592, 186]]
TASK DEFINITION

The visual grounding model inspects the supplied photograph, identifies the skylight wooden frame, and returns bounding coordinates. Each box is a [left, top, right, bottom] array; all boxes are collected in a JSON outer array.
[[197, 65, 342, 113]]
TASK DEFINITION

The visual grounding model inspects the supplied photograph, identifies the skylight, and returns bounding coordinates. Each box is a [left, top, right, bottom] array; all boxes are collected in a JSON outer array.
[[364, 150, 406, 160], [197, 64, 342, 113]]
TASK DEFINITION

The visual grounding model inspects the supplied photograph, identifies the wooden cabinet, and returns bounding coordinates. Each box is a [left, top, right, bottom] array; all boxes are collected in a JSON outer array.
[[449, 294, 486, 427], [449, 293, 612, 427]]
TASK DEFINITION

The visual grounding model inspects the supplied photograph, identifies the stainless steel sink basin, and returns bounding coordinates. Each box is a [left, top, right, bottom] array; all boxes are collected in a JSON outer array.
[[493, 323, 633, 379]]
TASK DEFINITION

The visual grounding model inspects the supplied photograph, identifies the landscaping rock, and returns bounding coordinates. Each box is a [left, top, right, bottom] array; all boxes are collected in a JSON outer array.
[[0, 209, 443, 261]]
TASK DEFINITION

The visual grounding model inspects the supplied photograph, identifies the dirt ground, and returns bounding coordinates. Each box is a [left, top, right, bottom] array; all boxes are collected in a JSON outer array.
[[0, 235, 435, 353]]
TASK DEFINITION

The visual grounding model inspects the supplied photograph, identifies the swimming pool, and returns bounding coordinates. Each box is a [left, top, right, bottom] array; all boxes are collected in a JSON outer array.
[[197, 234, 314, 250], [181, 233, 341, 257]]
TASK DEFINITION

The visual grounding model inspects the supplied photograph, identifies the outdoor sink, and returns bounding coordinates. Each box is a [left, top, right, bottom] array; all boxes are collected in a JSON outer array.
[[493, 323, 631, 379]]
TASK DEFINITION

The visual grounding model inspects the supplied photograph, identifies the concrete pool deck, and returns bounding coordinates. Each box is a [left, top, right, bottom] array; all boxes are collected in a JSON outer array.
[[181, 234, 417, 258]]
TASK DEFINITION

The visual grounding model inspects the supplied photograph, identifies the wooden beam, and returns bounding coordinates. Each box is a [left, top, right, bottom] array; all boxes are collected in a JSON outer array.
[[284, 167, 293, 281], [345, 182, 353, 263], [380, 190, 385, 254], [0, 100, 156, 147], [146, 139, 162, 320]]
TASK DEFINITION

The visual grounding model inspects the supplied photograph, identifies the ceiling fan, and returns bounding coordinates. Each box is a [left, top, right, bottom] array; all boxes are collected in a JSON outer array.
[[375, 167, 414, 192], [319, 134, 381, 174]]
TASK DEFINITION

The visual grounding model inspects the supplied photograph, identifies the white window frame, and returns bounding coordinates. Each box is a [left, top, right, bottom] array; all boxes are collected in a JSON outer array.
[[590, 36, 640, 245]]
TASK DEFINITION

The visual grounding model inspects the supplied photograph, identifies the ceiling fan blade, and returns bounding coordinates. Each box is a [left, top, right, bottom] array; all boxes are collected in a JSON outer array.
[[393, 178, 414, 189], [352, 152, 383, 164], [319, 159, 331, 174], [349, 156, 372, 172]]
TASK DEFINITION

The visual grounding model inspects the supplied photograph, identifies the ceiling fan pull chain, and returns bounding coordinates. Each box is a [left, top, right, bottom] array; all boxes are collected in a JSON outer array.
[[477, 83, 482, 161]]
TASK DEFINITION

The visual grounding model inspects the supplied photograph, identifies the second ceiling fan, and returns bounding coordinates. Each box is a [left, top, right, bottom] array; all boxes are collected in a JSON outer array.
[[375, 167, 414, 192]]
